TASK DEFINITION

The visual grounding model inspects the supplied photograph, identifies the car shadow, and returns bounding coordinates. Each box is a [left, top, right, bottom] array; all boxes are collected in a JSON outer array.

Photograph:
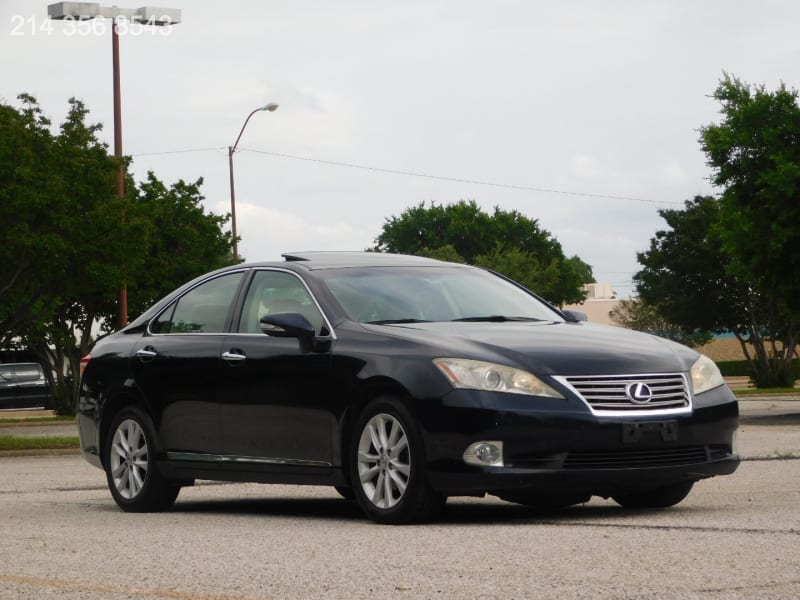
[[166, 493, 689, 525], [172, 495, 365, 521]]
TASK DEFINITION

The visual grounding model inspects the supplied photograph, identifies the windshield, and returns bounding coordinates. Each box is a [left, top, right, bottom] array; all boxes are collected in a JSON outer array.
[[318, 266, 565, 324]]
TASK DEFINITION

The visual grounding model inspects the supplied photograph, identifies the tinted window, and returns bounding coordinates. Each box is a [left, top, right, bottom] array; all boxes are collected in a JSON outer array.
[[319, 266, 564, 324], [0, 364, 43, 382], [238, 270, 325, 335], [151, 272, 244, 334], [13, 365, 43, 381]]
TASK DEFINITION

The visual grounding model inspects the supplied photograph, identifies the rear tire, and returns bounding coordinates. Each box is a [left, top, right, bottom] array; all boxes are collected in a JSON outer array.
[[612, 481, 694, 509], [349, 397, 445, 524], [104, 406, 179, 512]]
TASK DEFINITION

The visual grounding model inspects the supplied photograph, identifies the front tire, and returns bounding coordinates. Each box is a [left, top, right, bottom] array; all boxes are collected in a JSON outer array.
[[105, 406, 179, 512], [612, 481, 694, 509], [349, 397, 444, 524]]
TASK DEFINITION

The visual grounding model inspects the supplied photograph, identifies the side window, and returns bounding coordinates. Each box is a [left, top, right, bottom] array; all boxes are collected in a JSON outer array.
[[239, 270, 325, 335], [151, 272, 244, 334]]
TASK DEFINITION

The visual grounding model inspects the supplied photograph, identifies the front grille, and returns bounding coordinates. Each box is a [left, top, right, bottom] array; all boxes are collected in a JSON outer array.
[[558, 373, 690, 414]]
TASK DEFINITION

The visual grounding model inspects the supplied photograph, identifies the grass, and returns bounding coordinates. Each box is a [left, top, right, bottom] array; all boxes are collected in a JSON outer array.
[[0, 436, 80, 451], [0, 416, 74, 424]]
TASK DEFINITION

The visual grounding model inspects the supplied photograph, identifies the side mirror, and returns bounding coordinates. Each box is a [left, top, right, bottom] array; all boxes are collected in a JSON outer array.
[[259, 313, 316, 340], [562, 309, 588, 323]]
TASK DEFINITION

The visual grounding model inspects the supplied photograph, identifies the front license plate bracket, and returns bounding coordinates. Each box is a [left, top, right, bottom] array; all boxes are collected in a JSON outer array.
[[622, 420, 678, 444]]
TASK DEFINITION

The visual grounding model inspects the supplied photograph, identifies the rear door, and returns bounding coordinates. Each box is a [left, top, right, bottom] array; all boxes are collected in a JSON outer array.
[[131, 270, 246, 457], [10, 364, 48, 408]]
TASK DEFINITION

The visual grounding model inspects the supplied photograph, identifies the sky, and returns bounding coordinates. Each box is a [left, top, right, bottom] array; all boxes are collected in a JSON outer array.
[[3, 1, 799, 298]]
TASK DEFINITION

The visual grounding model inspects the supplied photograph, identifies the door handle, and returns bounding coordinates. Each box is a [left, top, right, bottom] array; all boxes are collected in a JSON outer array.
[[135, 347, 158, 360], [221, 351, 247, 362]]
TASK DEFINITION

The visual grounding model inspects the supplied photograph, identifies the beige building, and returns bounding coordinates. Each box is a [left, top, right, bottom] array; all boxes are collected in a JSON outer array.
[[563, 285, 747, 363], [562, 283, 621, 326]]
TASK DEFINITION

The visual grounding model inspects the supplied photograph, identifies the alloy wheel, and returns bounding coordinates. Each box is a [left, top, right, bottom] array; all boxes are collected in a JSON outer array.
[[109, 418, 149, 500], [357, 413, 411, 509]]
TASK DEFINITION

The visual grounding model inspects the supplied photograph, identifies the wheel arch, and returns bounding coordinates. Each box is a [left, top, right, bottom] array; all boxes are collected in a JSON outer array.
[[98, 390, 152, 468], [337, 376, 413, 485]]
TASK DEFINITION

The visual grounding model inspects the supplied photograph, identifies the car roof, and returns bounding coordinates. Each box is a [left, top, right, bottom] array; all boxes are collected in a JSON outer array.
[[276, 251, 455, 270], [122, 252, 467, 332]]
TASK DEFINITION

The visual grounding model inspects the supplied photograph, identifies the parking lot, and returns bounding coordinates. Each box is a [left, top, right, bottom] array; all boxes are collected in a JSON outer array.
[[1, 402, 799, 599]]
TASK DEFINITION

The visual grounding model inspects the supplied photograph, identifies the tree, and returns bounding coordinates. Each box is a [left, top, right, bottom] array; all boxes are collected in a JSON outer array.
[[473, 247, 587, 306], [0, 95, 234, 413], [126, 173, 234, 317], [23, 97, 134, 412], [634, 196, 795, 387], [610, 297, 712, 348], [0, 94, 65, 349], [374, 200, 592, 305], [700, 75, 800, 386]]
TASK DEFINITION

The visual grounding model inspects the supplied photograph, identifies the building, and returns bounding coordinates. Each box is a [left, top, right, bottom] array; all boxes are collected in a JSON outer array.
[[562, 283, 621, 326]]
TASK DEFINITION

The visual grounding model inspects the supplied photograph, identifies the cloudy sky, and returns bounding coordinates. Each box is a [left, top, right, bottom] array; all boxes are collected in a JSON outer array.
[[3, 1, 799, 297]]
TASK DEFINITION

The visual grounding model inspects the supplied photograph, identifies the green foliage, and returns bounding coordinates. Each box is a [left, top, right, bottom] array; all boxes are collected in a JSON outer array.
[[699, 74, 800, 387], [716, 359, 799, 381], [565, 254, 594, 285], [0, 95, 65, 348], [127, 173, 235, 317], [474, 246, 587, 305], [715, 360, 751, 377], [0, 95, 234, 414], [374, 200, 592, 305], [0, 436, 80, 451], [635, 194, 796, 386], [414, 244, 466, 263], [610, 297, 713, 348], [635, 196, 748, 334], [637, 77, 800, 390]]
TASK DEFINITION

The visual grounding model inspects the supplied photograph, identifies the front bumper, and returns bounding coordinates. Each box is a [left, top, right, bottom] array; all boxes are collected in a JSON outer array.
[[415, 384, 740, 496]]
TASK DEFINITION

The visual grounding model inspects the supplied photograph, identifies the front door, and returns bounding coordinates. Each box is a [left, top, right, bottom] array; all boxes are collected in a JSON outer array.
[[218, 269, 335, 467]]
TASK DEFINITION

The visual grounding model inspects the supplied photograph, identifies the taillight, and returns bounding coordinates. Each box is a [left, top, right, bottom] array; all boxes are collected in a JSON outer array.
[[79, 354, 92, 378]]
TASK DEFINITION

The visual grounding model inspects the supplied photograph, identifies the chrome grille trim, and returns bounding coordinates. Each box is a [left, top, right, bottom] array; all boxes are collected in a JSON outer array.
[[553, 373, 692, 417]]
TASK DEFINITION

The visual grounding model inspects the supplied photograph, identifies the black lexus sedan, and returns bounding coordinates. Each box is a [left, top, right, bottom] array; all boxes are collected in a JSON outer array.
[[77, 252, 739, 524]]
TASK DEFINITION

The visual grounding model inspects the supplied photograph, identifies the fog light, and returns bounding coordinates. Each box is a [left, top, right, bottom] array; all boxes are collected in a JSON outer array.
[[463, 441, 504, 467]]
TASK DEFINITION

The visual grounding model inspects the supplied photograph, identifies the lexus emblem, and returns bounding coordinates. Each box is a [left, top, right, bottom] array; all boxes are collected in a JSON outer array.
[[625, 382, 653, 404]]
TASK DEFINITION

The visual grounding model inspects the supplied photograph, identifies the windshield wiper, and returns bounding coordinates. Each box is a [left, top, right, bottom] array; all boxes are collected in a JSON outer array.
[[452, 315, 544, 322], [367, 318, 431, 325]]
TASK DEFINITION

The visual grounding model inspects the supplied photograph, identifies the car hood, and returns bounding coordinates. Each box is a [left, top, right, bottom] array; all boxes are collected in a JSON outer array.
[[363, 320, 699, 376]]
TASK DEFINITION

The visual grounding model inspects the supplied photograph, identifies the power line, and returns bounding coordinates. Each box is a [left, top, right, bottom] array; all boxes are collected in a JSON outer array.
[[240, 147, 683, 206], [130, 145, 683, 206], [131, 147, 224, 156]]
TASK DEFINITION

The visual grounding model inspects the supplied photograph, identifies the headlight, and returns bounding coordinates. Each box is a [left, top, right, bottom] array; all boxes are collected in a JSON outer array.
[[433, 358, 564, 398], [690, 354, 725, 395]]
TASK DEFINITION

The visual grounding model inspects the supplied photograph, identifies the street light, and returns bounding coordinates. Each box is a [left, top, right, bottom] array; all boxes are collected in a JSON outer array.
[[228, 103, 279, 261], [47, 2, 181, 329]]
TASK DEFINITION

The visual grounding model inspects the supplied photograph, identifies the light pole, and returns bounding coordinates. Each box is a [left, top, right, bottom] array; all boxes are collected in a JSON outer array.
[[228, 103, 279, 261], [47, 2, 181, 328]]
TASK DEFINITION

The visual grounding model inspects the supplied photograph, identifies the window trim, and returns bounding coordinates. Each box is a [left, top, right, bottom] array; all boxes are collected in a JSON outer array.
[[231, 267, 337, 340], [147, 269, 250, 336]]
